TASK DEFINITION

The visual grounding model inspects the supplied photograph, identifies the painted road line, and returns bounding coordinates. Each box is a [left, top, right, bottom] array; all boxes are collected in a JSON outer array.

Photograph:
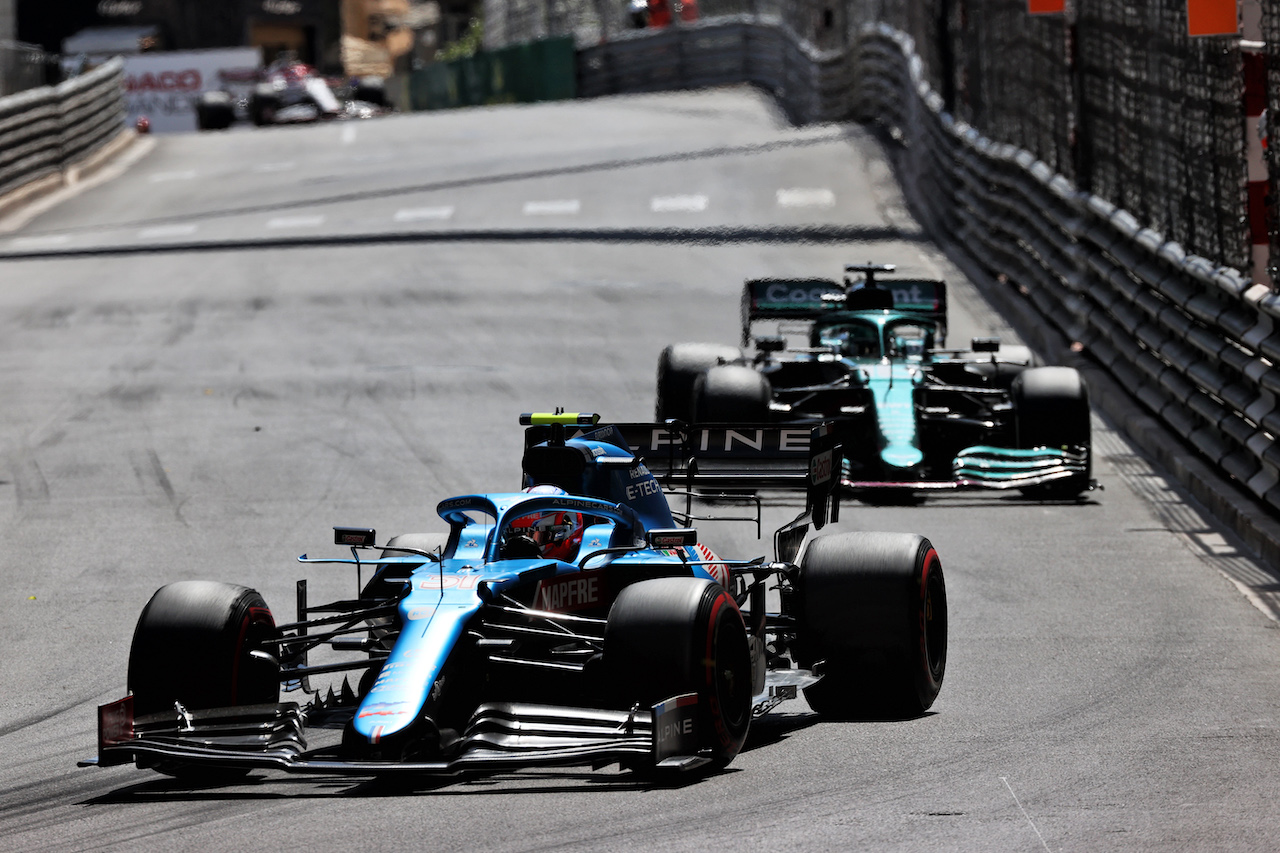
[[267, 215, 325, 229], [523, 199, 580, 215], [9, 234, 70, 248], [138, 224, 199, 239], [777, 188, 836, 208], [651, 194, 708, 213], [394, 206, 455, 222], [253, 162, 297, 173], [149, 170, 197, 183]]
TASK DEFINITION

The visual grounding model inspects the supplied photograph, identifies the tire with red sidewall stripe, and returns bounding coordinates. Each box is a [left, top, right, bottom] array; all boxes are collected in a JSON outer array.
[[128, 580, 280, 718], [604, 577, 752, 767], [797, 532, 946, 718]]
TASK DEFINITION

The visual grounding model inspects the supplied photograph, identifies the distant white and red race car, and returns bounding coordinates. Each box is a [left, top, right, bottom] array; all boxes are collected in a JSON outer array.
[[195, 55, 387, 131]]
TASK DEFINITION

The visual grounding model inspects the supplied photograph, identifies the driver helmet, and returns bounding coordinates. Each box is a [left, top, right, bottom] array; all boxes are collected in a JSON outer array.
[[503, 485, 585, 562]]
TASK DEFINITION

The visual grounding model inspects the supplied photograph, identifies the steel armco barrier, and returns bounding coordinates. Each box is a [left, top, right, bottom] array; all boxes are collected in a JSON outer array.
[[0, 58, 127, 202], [580, 19, 1280, 520]]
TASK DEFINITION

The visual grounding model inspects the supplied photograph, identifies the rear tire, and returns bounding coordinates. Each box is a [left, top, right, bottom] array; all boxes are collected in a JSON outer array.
[[797, 532, 946, 719], [249, 89, 279, 126], [363, 533, 450, 600], [360, 533, 451, 656], [691, 364, 771, 423], [1013, 366, 1091, 499], [605, 577, 752, 768], [655, 343, 740, 422], [194, 91, 235, 130]]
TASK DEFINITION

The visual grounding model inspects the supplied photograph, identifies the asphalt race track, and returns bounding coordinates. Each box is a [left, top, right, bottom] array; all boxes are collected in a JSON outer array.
[[2, 87, 1279, 851]]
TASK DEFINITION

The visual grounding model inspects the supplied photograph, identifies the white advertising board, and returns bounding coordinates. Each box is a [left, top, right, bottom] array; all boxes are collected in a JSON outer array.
[[123, 47, 262, 134]]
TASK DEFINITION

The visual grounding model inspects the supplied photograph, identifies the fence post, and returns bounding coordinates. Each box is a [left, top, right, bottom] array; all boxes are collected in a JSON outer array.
[[1243, 1, 1271, 286]]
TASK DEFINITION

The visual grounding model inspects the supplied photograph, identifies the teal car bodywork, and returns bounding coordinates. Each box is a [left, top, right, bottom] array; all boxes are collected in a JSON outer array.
[[660, 264, 1093, 499]]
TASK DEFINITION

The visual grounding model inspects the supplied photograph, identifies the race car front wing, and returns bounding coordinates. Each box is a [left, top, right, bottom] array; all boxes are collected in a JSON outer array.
[[82, 693, 709, 776], [842, 444, 1094, 492]]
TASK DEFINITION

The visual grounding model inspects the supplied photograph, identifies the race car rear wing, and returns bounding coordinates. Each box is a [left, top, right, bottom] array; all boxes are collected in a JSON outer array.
[[523, 415, 841, 532], [740, 276, 947, 346]]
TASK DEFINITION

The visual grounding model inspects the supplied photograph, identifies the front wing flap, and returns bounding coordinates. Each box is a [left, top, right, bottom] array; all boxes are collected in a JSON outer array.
[[842, 445, 1093, 492], [84, 695, 707, 776]]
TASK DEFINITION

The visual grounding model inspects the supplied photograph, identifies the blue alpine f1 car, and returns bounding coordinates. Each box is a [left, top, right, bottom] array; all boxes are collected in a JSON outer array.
[[657, 263, 1094, 501], [84, 412, 946, 780]]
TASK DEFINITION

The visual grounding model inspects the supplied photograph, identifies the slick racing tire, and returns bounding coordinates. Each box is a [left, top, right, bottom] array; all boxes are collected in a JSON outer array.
[[605, 577, 752, 769], [655, 343, 740, 422], [249, 89, 279, 126], [1013, 366, 1091, 499], [797, 532, 946, 719], [352, 76, 387, 107], [129, 581, 280, 715], [691, 364, 771, 423], [364, 532, 451, 600], [194, 90, 235, 130], [128, 581, 280, 778]]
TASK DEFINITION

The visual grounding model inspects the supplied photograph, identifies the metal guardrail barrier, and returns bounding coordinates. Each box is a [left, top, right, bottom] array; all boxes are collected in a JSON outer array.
[[0, 58, 126, 205]]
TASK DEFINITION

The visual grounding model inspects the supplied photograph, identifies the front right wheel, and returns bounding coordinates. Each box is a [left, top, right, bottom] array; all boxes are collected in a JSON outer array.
[[605, 577, 752, 768]]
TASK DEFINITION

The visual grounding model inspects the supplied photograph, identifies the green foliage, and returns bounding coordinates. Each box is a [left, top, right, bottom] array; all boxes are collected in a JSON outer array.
[[436, 18, 485, 63]]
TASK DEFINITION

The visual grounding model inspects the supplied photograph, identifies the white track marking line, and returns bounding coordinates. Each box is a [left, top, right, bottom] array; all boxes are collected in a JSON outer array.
[[253, 162, 297, 173], [651, 194, 708, 213], [9, 234, 69, 248], [1000, 777, 1052, 852], [776, 187, 836, 208], [148, 170, 197, 183], [266, 215, 325, 229], [394, 206, 455, 222], [523, 199, 580, 215], [138, 224, 198, 239]]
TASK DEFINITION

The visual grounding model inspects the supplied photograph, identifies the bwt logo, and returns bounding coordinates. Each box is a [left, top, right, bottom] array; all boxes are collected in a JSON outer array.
[[126, 70, 203, 93]]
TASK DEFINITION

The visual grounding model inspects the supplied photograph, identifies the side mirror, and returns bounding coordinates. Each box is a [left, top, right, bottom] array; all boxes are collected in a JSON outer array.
[[971, 337, 1001, 352], [334, 527, 376, 547]]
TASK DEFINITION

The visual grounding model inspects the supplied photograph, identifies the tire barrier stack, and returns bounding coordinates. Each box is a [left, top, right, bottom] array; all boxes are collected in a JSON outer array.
[[0, 58, 128, 208]]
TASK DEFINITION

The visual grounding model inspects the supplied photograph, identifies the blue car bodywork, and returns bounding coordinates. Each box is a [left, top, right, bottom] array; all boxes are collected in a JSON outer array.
[[87, 412, 939, 781]]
